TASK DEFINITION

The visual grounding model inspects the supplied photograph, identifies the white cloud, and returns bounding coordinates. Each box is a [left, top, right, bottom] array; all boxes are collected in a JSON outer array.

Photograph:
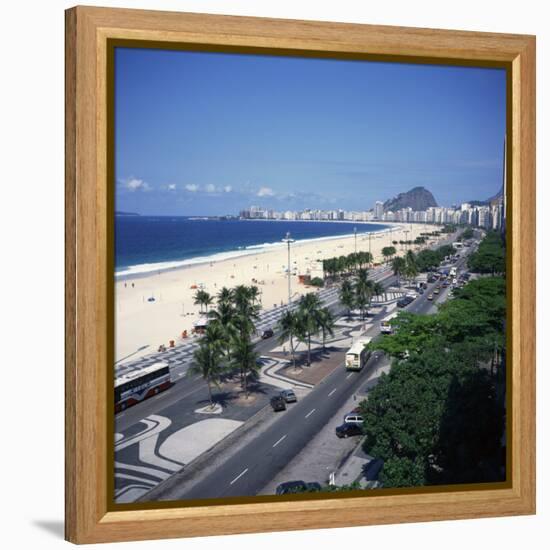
[[223, 185, 232, 193], [119, 178, 151, 192], [205, 184, 217, 193], [185, 184, 199, 192], [167, 184, 176, 191], [257, 186, 274, 197]]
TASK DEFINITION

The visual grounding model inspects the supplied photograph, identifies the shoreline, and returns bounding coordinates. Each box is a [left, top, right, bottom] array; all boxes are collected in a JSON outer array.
[[115, 222, 443, 363], [115, 221, 397, 280]]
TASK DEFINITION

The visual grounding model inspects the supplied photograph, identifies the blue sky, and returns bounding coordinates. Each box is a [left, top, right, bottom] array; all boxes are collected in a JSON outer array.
[[115, 47, 506, 216]]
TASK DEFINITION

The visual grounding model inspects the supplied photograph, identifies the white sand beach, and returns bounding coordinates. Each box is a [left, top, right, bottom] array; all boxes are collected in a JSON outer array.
[[115, 222, 443, 363]]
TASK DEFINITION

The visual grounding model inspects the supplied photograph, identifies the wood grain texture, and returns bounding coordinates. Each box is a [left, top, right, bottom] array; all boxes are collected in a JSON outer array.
[[65, 6, 536, 544]]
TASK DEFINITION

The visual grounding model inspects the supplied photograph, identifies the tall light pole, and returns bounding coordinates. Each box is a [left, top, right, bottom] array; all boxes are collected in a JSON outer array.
[[368, 232, 372, 266], [282, 232, 295, 306]]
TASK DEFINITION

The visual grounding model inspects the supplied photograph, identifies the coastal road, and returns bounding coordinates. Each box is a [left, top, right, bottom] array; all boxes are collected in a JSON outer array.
[[147, 238, 477, 500], [115, 231, 464, 430], [114, 264, 398, 429], [154, 263, 455, 501]]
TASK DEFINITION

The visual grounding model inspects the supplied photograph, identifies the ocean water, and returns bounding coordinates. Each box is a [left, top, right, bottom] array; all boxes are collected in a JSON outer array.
[[115, 217, 389, 278]]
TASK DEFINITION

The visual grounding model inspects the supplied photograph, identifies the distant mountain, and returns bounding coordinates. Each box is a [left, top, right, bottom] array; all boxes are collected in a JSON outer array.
[[468, 186, 504, 207], [487, 186, 504, 207], [115, 211, 140, 217], [383, 186, 438, 212]]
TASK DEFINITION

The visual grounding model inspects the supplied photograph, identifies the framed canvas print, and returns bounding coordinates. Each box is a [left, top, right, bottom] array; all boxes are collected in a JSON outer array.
[[65, 6, 536, 544]]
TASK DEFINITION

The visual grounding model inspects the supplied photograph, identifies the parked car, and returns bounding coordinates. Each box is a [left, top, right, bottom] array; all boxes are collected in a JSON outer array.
[[422, 282, 428, 289], [397, 298, 408, 308], [403, 295, 415, 305], [261, 328, 274, 339], [280, 389, 297, 403], [344, 413, 364, 425], [335, 422, 363, 438], [418, 288, 424, 295], [434, 288, 440, 295], [427, 293, 434, 301], [275, 481, 322, 495], [270, 395, 286, 412]]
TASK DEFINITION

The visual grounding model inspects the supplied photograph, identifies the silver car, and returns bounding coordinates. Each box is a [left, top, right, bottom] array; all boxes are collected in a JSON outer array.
[[343, 414, 364, 425], [280, 389, 297, 403]]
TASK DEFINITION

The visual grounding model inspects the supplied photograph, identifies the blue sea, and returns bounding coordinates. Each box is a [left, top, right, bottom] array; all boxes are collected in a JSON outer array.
[[115, 217, 389, 278]]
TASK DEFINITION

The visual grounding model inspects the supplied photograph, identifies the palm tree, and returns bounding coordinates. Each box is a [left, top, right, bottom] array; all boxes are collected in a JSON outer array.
[[316, 307, 335, 351], [340, 279, 355, 319], [203, 292, 213, 313], [392, 256, 407, 288], [232, 285, 260, 337], [233, 284, 251, 308], [216, 286, 233, 307], [190, 325, 225, 407], [405, 262, 418, 287], [208, 300, 235, 328], [371, 280, 385, 304], [277, 310, 299, 370], [193, 289, 213, 314], [405, 250, 417, 267], [353, 268, 372, 320], [223, 284, 261, 387], [382, 246, 396, 264], [297, 293, 322, 366], [208, 301, 236, 358], [248, 285, 260, 306], [405, 250, 418, 287], [356, 268, 369, 284], [230, 336, 260, 398], [193, 289, 206, 313], [354, 283, 371, 320]]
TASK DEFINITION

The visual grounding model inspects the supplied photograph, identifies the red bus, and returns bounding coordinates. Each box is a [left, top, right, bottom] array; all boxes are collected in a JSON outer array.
[[115, 362, 172, 413]]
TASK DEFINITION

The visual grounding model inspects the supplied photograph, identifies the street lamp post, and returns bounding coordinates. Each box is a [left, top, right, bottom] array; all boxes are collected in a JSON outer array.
[[368, 232, 372, 266], [282, 232, 295, 306]]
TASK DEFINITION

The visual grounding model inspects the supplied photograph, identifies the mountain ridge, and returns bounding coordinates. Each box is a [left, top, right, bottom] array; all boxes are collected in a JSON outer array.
[[383, 186, 438, 212]]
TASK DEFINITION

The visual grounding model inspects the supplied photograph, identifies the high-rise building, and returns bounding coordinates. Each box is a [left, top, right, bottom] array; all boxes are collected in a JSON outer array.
[[374, 201, 384, 220]]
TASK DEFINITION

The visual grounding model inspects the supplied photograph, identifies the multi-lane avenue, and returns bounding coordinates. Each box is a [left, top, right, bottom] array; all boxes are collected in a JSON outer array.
[[143, 237, 475, 501]]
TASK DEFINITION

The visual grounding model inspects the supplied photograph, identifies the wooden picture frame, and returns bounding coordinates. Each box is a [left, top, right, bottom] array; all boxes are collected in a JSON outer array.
[[65, 5, 536, 544]]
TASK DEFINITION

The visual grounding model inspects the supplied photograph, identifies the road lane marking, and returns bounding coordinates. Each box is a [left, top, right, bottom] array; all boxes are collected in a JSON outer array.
[[230, 468, 249, 485], [346, 373, 353, 379], [305, 408, 316, 419], [272, 435, 287, 448], [328, 388, 337, 397]]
